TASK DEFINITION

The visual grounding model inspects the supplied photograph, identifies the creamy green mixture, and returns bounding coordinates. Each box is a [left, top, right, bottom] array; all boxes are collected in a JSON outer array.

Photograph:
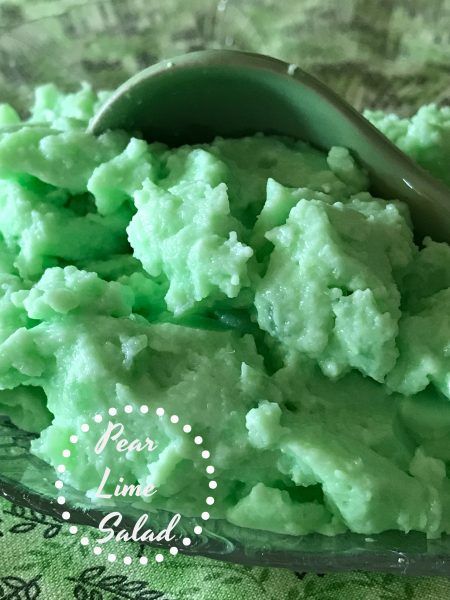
[[0, 84, 449, 538]]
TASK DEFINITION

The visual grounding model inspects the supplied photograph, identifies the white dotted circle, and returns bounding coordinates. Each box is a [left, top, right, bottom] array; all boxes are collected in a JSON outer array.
[[57, 404, 217, 565]]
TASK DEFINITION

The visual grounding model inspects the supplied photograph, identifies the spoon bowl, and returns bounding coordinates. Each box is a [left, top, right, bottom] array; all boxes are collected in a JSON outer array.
[[89, 49, 450, 243]]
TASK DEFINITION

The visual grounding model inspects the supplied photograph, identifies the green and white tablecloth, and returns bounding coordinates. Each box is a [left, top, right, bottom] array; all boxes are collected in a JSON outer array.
[[0, 495, 449, 599], [0, 0, 450, 597]]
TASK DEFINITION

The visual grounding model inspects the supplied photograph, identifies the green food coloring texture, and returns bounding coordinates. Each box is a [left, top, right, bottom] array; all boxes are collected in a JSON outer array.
[[0, 84, 448, 538]]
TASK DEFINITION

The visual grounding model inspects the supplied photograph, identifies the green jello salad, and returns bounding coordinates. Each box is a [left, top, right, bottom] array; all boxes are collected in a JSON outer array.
[[0, 83, 449, 539]]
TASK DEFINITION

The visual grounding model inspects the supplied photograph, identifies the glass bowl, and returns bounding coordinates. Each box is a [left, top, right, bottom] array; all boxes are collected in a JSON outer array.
[[0, 0, 449, 576]]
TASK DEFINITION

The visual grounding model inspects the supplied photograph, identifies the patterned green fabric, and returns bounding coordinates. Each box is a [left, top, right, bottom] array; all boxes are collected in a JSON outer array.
[[0, 0, 450, 597], [0, 495, 449, 599]]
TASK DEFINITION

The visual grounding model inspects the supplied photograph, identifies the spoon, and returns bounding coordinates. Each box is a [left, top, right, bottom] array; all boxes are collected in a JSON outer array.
[[89, 49, 450, 242]]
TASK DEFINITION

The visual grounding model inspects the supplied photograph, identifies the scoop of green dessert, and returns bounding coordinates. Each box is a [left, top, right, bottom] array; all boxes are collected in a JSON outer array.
[[0, 84, 449, 539]]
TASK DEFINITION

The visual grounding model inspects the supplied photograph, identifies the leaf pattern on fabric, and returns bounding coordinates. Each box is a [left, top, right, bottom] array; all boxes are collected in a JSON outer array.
[[0, 576, 41, 600], [4, 504, 62, 539], [67, 567, 167, 600]]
